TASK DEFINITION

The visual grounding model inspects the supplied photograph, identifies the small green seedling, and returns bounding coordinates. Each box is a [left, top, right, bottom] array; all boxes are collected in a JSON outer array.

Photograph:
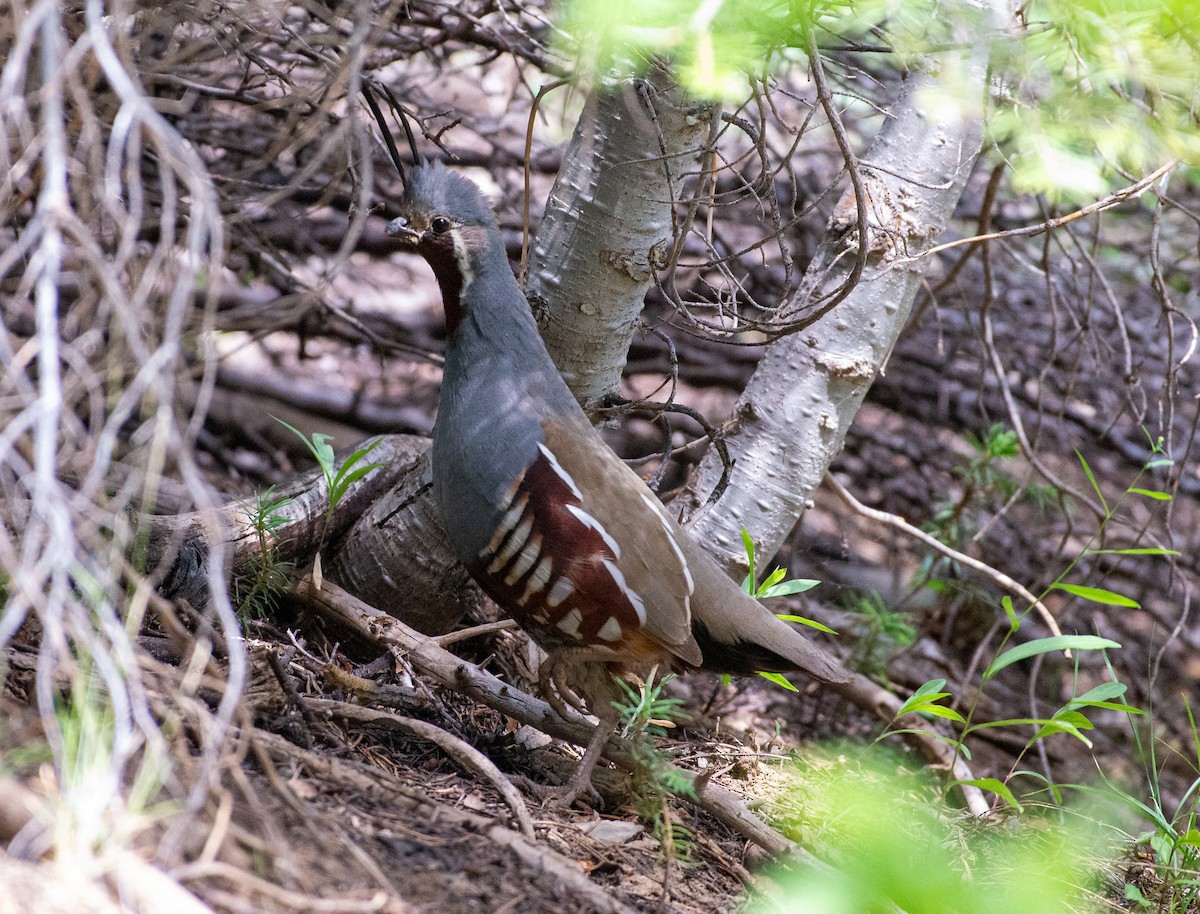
[[612, 671, 696, 863], [273, 418, 383, 518], [738, 529, 837, 691], [232, 485, 293, 620], [740, 528, 821, 601], [273, 418, 382, 585]]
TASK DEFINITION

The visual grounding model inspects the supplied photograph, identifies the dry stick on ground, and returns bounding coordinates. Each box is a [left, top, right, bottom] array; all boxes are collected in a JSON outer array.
[[173, 859, 396, 914], [307, 697, 536, 838], [246, 728, 641, 914], [433, 619, 520, 648]]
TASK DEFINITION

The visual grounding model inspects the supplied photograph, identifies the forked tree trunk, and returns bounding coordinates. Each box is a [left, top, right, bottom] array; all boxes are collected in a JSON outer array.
[[682, 1, 1006, 573], [526, 65, 715, 406]]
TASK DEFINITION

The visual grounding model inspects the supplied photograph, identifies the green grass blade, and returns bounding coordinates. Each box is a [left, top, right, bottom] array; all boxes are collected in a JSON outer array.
[[758, 671, 799, 692], [984, 635, 1121, 680], [1127, 487, 1171, 501], [1075, 449, 1108, 515], [775, 614, 837, 634], [1051, 582, 1139, 607], [1085, 547, 1180, 556]]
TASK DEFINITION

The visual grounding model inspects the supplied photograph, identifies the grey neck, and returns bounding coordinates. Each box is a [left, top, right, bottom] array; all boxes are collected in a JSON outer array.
[[445, 235, 574, 414]]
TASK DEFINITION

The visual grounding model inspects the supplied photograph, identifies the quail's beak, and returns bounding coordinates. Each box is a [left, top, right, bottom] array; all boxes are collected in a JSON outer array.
[[385, 216, 421, 244]]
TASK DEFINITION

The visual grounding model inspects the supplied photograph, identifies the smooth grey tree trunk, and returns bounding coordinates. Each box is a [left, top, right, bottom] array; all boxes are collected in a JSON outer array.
[[526, 66, 715, 406], [682, 1, 1008, 574]]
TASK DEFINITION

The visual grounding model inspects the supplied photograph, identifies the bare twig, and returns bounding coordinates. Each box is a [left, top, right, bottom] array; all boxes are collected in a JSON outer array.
[[433, 619, 520, 647], [519, 79, 569, 287], [895, 161, 1179, 265], [174, 859, 394, 913], [310, 697, 536, 838], [825, 473, 1063, 640]]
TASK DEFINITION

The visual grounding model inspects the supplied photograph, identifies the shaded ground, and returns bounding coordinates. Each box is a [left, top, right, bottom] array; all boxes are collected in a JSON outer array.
[[3, 609, 839, 914]]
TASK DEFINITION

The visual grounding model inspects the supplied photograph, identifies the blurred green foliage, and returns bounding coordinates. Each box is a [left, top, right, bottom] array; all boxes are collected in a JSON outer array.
[[556, 0, 1200, 198], [993, 0, 1200, 196], [757, 748, 1107, 914]]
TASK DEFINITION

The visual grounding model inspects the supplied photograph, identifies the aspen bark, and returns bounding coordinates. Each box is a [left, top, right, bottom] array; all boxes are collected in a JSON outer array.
[[682, 1, 1010, 574], [526, 66, 715, 407]]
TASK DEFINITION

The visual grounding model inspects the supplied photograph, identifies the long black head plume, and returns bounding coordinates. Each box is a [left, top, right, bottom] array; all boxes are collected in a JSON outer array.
[[361, 80, 424, 187], [379, 82, 423, 168]]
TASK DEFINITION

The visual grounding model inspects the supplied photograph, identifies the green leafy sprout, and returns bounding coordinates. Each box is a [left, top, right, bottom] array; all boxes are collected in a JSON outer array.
[[838, 589, 916, 677], [923, 423, 1041, 557], [1091, 690, 1200, 912], [273, 419, 383, 525], [739, 528, 837, 692], [272, 418, 383, 582]]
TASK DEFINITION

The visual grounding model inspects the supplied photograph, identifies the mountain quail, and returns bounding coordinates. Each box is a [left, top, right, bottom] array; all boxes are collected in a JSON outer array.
[[387, 161, 850, 804]]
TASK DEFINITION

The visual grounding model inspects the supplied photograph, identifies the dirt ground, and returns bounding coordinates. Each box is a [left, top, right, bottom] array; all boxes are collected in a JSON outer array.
[[2, 611, 862, 914]]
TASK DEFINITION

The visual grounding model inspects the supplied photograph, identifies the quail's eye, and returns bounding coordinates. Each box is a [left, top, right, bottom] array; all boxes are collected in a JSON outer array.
[[430, 216, 452, 235]]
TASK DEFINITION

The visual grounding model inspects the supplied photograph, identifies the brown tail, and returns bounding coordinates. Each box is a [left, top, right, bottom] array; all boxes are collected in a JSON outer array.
[[683, 539, 851, 683]]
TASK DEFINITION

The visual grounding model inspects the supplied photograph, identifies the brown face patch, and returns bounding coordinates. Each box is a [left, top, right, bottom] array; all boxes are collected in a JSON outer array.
[[417, 231, 464, 335]]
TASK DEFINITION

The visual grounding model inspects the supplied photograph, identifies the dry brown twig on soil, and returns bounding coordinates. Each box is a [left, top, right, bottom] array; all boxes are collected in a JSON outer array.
[[295, 574, 989, 855], [240, 729, 642, 914], [309, 697, 536, 838]]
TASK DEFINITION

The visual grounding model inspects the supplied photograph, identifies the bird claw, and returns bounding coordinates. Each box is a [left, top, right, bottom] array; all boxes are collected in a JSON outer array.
[[523, 774, 603, 809], [537, 652, 590, 721]]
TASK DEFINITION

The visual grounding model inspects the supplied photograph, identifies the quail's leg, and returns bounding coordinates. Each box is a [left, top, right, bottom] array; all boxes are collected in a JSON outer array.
[[538, 652, 588, 721], [535, 714, 616, 808], [529, 649, 622, 807]]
